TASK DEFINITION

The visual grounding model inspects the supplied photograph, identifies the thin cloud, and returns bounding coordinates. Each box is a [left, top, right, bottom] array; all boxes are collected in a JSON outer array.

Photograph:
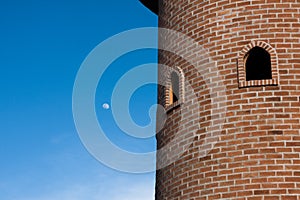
[[16, 177, 154, 200]]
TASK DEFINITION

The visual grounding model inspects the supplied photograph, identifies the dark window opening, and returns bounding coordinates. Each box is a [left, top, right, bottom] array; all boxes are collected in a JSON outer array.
[[170, 72, 179, 104], [245, 46, 272, 81]]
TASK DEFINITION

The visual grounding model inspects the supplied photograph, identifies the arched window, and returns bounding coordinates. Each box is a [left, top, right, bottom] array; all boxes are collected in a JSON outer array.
[[238, 41, 278, 88], [245, 46, 272, 81], [169, 72, 179, 104], [165, 68, 184, 109]]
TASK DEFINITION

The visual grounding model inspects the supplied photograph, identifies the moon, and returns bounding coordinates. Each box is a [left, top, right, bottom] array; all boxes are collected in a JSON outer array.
[[102, 103, 110, 110]]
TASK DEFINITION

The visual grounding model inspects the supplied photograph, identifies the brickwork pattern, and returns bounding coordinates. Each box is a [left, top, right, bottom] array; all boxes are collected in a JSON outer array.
[[156, 0, 300, 199]]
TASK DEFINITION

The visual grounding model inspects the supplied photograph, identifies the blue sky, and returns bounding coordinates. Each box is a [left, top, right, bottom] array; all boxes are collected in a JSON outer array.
[[0, 0, 157, 199]]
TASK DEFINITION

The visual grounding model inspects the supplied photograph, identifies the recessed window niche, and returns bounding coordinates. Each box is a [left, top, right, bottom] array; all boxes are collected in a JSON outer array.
[[238, 41, 278, 88]]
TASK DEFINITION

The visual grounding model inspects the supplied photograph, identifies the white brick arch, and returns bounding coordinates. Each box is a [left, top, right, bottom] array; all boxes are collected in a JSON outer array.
[[165, 66, 185, 111], [238, 41, 279, 88]]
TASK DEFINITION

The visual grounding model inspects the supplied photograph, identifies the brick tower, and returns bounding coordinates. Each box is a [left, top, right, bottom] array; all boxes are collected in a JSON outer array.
[[140, 0, 300, 199]]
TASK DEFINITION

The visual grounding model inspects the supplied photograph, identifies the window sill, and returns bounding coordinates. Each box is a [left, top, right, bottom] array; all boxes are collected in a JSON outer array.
[[166, 100, 181, 114], [239, 78, 278, 88]]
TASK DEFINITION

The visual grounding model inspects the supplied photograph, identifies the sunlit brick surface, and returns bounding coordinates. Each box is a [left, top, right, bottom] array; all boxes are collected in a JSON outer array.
[[156, 0, 300, 199]]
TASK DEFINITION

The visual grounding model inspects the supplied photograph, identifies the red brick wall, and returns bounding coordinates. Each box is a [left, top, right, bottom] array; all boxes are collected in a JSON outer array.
[[156, 0, 300, 199]]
